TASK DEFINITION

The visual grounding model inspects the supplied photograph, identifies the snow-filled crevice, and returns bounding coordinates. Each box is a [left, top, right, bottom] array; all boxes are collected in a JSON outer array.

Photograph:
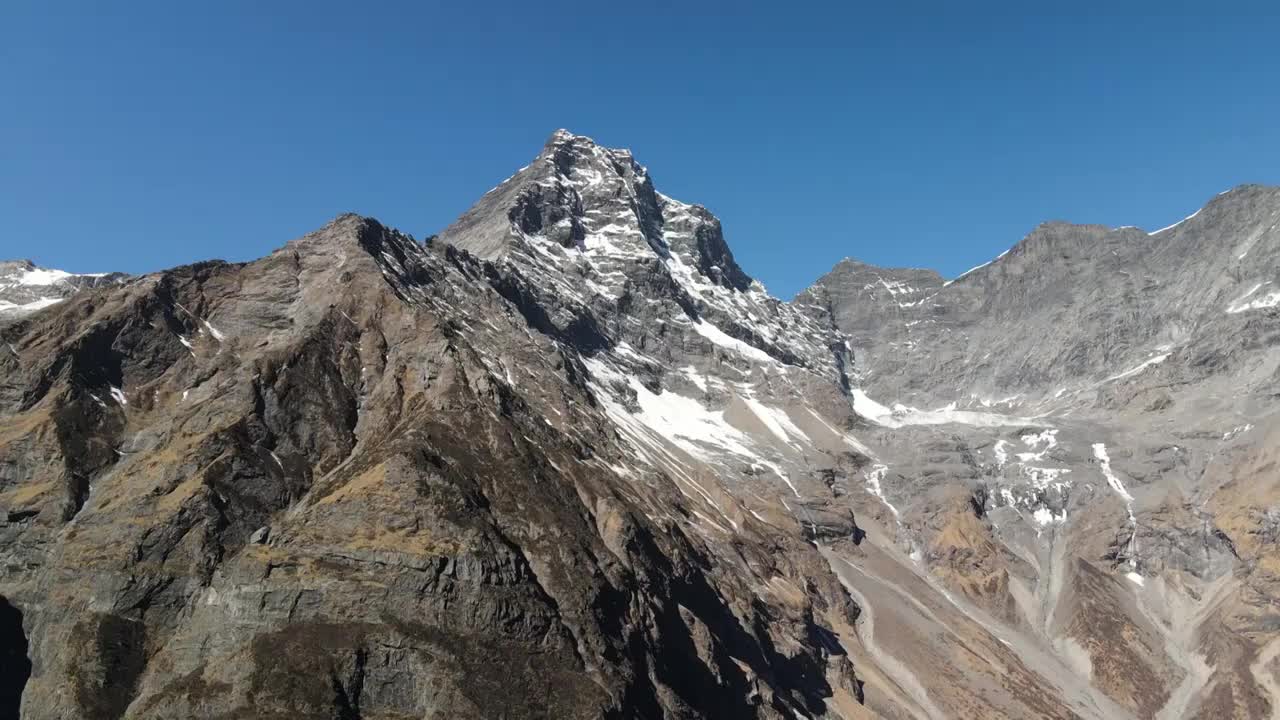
[[1093, 442, 1139, 567]]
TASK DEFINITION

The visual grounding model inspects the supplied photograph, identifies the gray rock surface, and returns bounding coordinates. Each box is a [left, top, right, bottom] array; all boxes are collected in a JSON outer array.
[[797, 183, 1280, 719]]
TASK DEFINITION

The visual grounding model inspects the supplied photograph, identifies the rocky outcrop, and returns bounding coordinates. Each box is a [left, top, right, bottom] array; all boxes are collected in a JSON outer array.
[[0, 206, 860, 718], [800, 182, 1280, 718]]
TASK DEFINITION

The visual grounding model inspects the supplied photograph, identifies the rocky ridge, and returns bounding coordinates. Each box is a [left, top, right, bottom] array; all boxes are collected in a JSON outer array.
[[0, 260, 126, 318], [797, 183, 1280, 719]]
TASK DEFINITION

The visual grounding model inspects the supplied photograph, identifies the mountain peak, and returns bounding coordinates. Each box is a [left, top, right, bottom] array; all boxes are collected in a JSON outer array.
[[544, 127, 606, 150], [438, 131, 753, 292], [0, 259, 37, 272], [827, 256, 945, 281], [534, 128, 642, 187], [0, 259, 125, 318], [541, 128, 633, 159], [546, 127, 587, 143], [547, 127, 579, 141]]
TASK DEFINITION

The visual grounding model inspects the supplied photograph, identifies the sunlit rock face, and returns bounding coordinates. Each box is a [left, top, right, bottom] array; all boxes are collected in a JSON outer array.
[[799, 182, 1280, 719]]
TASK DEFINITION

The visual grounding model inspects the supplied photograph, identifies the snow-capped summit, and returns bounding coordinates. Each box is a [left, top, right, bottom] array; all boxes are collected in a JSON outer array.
[[435, 128, 867, 558], [437, 129, 844, 377], [443, 129, 749, 285], [0, 259, 125, 318]]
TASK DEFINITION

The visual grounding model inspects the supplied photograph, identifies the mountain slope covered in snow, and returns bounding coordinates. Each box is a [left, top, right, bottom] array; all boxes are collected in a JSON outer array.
[[0, 260, 126, 317]]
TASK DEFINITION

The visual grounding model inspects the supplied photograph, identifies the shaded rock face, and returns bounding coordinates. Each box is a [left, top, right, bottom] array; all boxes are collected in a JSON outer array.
[[0, 130, 1278, 720]]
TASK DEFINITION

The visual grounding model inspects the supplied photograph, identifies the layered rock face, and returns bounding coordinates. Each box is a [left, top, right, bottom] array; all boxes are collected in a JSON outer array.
[[797, 185, 1280, 719], [0, 130, 1276, 719]]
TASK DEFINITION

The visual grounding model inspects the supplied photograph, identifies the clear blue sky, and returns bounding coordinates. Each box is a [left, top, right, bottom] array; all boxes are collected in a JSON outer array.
[[3, 2, 1279, 298]]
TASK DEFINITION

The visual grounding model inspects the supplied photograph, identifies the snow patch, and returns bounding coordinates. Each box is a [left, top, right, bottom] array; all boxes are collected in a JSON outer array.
[[1106, 353, 1170, 382], [1016, 429, 1060, 462], [1226, 282, 1280, 314], [975, 393, 1022, 408], [16, 268, 73, 285], [1021, 466, 1071, 488], [851, 389, 894, 420], [853, 388, 1044, 428], [1223, 424, 1254, 441], [1021, 429, 1058, 449], [993, 440, 1010, 468], [691, 319, 774, 364], [945, 259, 991, 286], [1149, 207, 1201, 235], [201, 320, 226, 341], [0, 297, 63, 313], [1032, 507, 1067, 526], [588, 359, 753, 468], [1093, 442, 1135, 520], [680, 365, 708, 392], [863, 464, 899, 518], [743, 398, 808, 446]]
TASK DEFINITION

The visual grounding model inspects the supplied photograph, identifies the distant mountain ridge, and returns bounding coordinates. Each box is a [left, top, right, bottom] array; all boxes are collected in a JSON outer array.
[[0, 259, 126, 317]]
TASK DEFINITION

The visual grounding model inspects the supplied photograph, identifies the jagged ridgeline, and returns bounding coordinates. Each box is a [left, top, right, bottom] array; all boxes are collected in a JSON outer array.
[[0, 130, 1277, 719]]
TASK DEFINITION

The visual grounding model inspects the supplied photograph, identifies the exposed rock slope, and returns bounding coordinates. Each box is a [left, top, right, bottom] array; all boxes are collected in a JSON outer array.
[[798, 185, 1280, 719]]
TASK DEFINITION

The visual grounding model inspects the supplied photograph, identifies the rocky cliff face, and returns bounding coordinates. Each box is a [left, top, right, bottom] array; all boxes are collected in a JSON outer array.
[[797, 185, 1280, 719], [0, 130, 1276, 719]]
